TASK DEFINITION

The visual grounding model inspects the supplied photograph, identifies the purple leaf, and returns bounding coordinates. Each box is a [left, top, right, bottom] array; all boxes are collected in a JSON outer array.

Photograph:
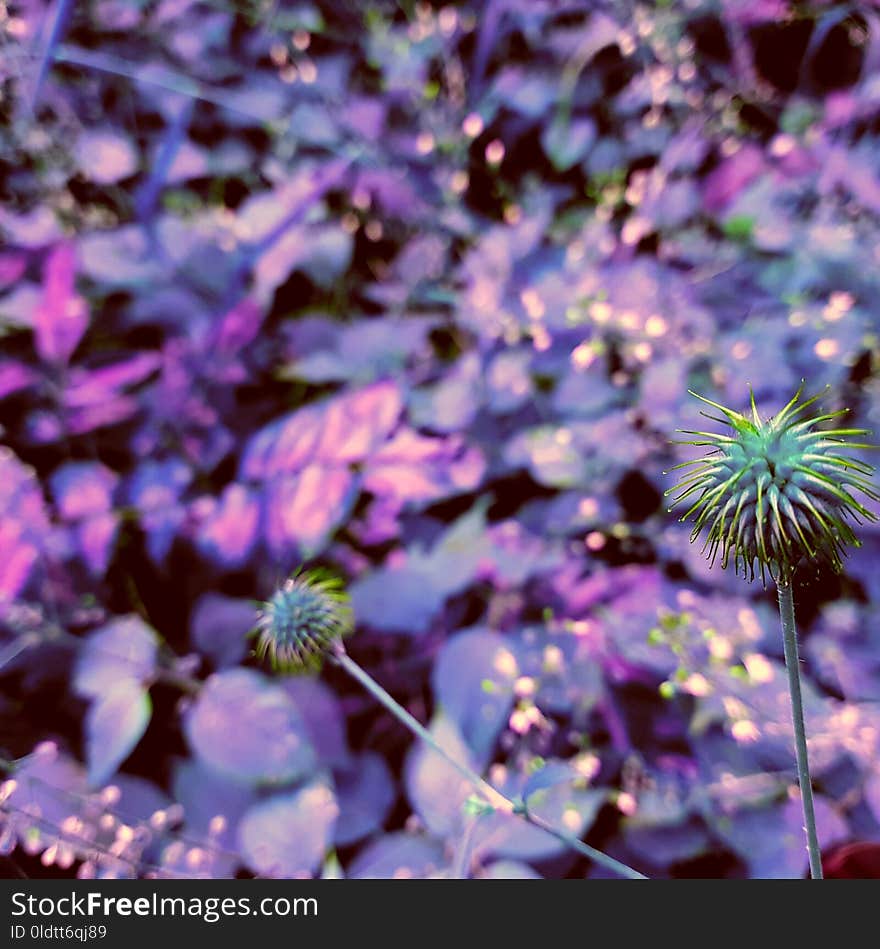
[[353, 167, 428, 218], [194, 483, 260, 568], [0, 447, 52, 604], [350, 506, 493, 634], [282, 677, 350, 769], [474, 783, 606, 863], [262, 466, 356, 558], [84, 682, 151, 787], [0, 360, 37, 400], [348, 559, 441, 635], [6, 750, 87, 851], [238, 782, 338, 878], [51, 462, 117, 520], [522, 761, 577, 801], [364, 430, 486, 505], [32, 243, 89, 365], [73, 512, 119, 576], [44, 354, 162, 441], [347, 832, 447, 879], [347, 496, 402, 546], [283, 316, 435, 385], [64, 399, 140, 437], [0, 206, 61, 248], [541, 117, 596, 172], [339, 96, 386, 142], [127, 459, 192, 564], [0, 521, 41, 605], [624, 822, 710, 868], [111, 774, 170, 825], [711, 795, 848, 878], [312, 381, 402, 463], [75, 129, 138, 184], [703, 145, 766, 212], [74, 616, 159, 698], [184, 669, 316, 786], [242, 381, 402, 479], [433, 629, 519, 767], [208, 298, 264, 355], [334, 753, 395, 847], [189, 593, 255, 669], [240, 407, 323, 480], [77, 225, 166, 286], [479, 860, 542, 879], [504, 425, 587, 488], [173, 759, 256, 876], [63, 354, 161, 408], [492, 68, 558, 118], [0, 252, 27, 287], [409, 353, 481, 432], [405, 714, 475, 837]]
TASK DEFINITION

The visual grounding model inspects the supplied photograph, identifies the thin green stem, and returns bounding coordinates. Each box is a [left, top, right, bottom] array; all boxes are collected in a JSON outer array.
[[331, 645, 646, 880], [776, 579, 823, 879]]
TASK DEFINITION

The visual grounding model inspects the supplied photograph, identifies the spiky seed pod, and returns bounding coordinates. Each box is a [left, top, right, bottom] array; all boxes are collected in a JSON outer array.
[[251, 569, 353, 673], [666, 384, 878, 584]]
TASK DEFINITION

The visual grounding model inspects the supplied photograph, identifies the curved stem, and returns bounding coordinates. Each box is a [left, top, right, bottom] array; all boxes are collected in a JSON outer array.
[[776, 579, 823, 879], [331, 645, 646, 880]]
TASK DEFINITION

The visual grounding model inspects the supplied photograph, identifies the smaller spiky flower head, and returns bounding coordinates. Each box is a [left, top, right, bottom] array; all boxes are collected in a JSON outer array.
[[251, 568, 353, 673], [666, 383, 878, 584]]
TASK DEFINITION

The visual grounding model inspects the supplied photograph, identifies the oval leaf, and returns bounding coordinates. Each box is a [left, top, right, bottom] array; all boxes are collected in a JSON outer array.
[[74, 616, 158, 698], [348, 831, 448, 880], [404, 714, 475, 838], [334, 752, 395, 847], [85, 682, 151, 787], [433, 628, 518, 767], [184, 669, 315, 785], [238, 782, 338, 878]]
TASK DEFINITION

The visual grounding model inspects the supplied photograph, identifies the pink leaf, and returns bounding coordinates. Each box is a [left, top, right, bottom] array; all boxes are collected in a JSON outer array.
[[32, 243, 89, 365], [312, 381, 402, 463], [196, 483, 260, 568], [0, 252, 27, 288], [76, 512, 119, 577], [0, 523, 39, 604], [0, 448, 51, 603], [0, 361, 37, 400], [364, 430, 486, 504], [211, 298, 264, 354], [242, 381, 402, 479], [264, 465, 355, 557]]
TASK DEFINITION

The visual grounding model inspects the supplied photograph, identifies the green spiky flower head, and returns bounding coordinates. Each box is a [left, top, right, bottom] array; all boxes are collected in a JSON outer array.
[[666, 384, 878, 584], [252, 569, 353, 673]]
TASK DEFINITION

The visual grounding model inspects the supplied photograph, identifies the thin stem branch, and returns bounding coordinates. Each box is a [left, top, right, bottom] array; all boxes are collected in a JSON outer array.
[[776, 579, 824, 879], [331, 645, 646, 881]]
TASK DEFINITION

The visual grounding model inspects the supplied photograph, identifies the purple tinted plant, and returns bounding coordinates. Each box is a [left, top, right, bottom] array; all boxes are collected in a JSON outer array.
[[5, 0, 880, 882], [252, 569, 646, 880], [667, 384, 878, 878]]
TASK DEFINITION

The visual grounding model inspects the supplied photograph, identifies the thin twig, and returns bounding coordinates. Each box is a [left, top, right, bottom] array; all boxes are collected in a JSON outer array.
[[331, 645, 647, 880]]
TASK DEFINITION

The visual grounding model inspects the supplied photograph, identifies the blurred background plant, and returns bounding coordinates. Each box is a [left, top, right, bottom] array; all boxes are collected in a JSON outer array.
[[2, 0, 880, 879], [667, 385, 879, 877]]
